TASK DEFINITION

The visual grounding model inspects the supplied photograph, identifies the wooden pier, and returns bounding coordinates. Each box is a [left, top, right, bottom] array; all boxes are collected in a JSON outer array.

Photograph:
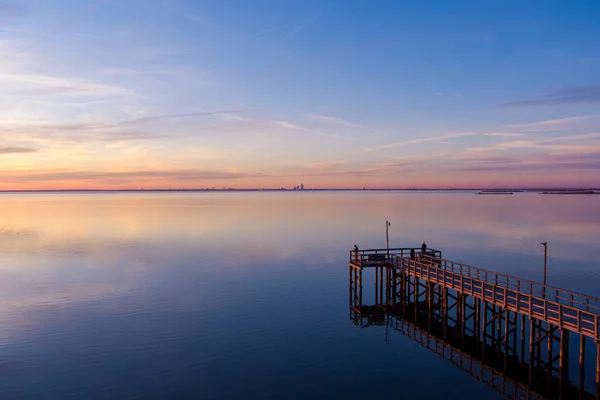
[[349, 247, 600, 400]]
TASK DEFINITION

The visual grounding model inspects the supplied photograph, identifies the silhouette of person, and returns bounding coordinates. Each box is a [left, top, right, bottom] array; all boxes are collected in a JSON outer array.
[[354, 244, 359, 253], [421, 242, 427, 254], [410, 248, 415, 260]]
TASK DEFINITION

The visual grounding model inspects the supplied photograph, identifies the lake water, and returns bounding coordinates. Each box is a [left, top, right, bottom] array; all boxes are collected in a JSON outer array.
[[0, 191, 599, 399]]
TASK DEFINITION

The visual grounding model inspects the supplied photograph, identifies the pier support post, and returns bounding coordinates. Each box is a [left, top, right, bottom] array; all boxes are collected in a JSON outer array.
[[460, 294, 466, 347], [427, 282, 434, 330], [535, 321, 542, 366], [391, 268, 397, 305], [413, 275, 418, 306], [385, 266, 390, 305], [496, 306, 502, 352], [559, 328, 569, 399], [596, 341, 600, 400], [373, 267, 377, 304], [442, 287, 448, 339], [548, 324, 555, 382], [579, 335, 585, 400], [348, 265, 356, 319], [529, 317, 536, 384], [504, 309, 510, 369], [348, 266, 352, 320], [520, 314, 526, 366], [482, 301, 488, 358], [511, 311, 517, 358], [359, 268, 363, 315], [474, 298, 481, 339], [400, 272, 406, 312], [379, 267, 384, 305]]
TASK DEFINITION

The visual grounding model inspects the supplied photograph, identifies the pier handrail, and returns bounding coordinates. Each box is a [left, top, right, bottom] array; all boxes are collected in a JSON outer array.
[[397, 255, 600, 339], [349, 248, 442, 265], [410, 254, 600, 315]]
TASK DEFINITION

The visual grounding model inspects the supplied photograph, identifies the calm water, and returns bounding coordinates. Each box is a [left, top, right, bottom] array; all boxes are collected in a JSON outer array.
[[0, 191, 599, 399]]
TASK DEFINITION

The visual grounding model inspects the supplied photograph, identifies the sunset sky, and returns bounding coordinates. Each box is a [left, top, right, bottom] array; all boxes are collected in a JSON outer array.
[[1, 0, 599, 189]]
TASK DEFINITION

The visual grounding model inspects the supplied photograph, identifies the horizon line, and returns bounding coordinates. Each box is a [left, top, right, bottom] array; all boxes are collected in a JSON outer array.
[[1, 187, 599, 193]]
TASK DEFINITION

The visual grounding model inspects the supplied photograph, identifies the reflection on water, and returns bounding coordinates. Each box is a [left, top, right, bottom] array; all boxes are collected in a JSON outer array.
[[0, 192, 598, 399]]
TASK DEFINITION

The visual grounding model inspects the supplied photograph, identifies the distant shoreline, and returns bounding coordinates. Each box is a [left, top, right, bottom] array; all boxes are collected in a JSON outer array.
[[1, 188, 599, 194], [541, 190, 599, 195]]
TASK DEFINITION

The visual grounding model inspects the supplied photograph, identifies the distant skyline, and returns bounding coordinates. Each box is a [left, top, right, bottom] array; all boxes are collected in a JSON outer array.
[[1, 0, 600, 190]]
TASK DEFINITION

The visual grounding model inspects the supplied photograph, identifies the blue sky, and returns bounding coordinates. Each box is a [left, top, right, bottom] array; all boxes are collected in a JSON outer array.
[[1, 0, 599, 189]]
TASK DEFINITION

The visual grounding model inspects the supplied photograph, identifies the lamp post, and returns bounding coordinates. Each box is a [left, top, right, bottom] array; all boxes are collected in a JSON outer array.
[[386, 220, 391, 258], [541, 242, 548, 286]]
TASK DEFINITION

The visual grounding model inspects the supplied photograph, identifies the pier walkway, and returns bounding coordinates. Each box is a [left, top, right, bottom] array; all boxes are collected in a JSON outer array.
[[349, 247, 600, 400]]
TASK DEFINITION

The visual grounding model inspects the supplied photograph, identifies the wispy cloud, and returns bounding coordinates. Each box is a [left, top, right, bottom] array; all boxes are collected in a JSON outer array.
[[508, 115, 600, 131], [464, 140, 545, 153], [220, 115, 307, 131], [1, 110, 256, 145], [484, 132, 525, 137], [375, 132, 477, 150], [304, 161, 345, 170], [501, 86, 600, 107], [0, 147, 37, 155], [307, 114, 361, 127], [110, 110, 256, 128], [361, 116, 600, 155], [460, 156, 523, 165], [0, 71, 135, 98], [455, 152, 600, 173], [464, 134, 600, 154], [0, 169, 265, 184], [540, 132, 600, 143], [271, 121, 304, 130], [281, 159, 422, 178]]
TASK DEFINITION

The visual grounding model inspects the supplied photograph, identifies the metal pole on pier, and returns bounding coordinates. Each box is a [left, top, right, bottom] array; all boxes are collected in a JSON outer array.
[[539, 242, 548, 300], [386, 220, 391, 258], [541, 241, 548, 287]]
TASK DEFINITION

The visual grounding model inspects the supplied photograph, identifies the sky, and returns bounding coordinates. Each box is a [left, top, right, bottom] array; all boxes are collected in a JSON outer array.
[[1, 0, 599, 190]]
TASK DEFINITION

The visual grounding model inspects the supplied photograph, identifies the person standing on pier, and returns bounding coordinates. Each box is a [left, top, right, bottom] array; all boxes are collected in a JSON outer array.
[[421, 242, 427, 255], [410, 248, 415, 260], [353, 245, 359, 262]]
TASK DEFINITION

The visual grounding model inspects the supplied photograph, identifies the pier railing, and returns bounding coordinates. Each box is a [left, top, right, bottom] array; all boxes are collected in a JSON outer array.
[[398, 254, 600, 340], [349, 247, 442, 265], [412, 254, 600, 314]]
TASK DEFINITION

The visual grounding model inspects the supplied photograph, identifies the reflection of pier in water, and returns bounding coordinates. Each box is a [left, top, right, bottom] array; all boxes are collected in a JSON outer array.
[[349, 247, 600, 400]]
